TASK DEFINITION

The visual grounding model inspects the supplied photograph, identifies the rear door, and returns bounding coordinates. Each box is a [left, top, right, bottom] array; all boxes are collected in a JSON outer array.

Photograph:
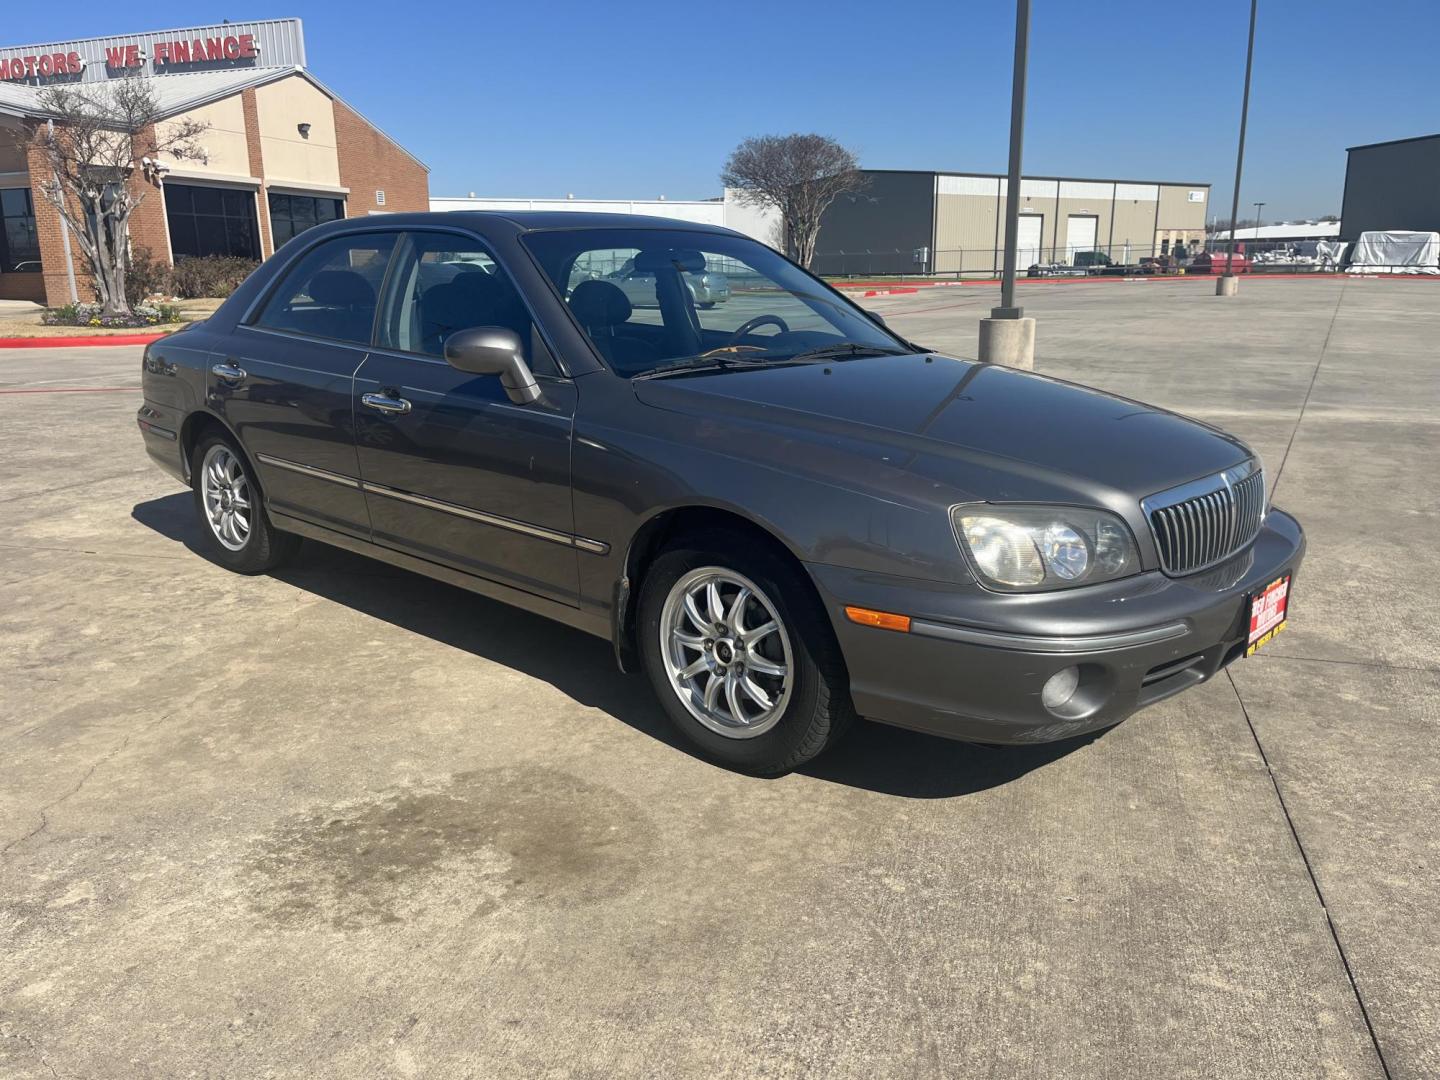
[[352, 230, 580, 605], [1017, 214, 1044, 268], [218, 230, 399, 538], [1065, 214, 1098, 265]]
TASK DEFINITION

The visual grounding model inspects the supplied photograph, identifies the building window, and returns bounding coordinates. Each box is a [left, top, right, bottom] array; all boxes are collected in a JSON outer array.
[[1, 188, 41, 272], [165, 183, 261, 260], [268, 192, 345, 249]]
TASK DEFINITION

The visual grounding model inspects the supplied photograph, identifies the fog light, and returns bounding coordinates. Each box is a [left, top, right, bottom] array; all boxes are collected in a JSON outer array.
[[1042, 666, 1081, 710]]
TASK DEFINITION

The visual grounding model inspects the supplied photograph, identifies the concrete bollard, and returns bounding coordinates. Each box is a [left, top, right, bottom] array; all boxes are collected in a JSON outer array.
[[1215, 275, 1239, 296], [978, 316, 1036, 369]]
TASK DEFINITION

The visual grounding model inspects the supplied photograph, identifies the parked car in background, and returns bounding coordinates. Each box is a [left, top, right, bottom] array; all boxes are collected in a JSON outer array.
[[1073, 250, 1114, 273], [137, 212, 1304, 774], [605, 255, 730, 308]]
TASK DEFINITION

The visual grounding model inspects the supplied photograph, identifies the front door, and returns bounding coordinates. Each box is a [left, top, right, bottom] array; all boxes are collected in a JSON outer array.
[[353, 231, 579, 606], [218, 230, 399, 538]]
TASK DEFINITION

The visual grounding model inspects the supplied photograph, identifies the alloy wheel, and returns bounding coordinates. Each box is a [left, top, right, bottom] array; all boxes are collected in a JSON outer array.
[[659, 566, 794, 739], [200, 444, 252, 552]]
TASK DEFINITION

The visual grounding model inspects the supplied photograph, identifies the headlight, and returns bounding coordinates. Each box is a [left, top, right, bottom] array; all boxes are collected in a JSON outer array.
[[953, 505, 1140, 591]]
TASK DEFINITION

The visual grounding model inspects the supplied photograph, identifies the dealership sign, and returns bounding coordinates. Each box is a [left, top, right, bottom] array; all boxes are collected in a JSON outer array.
[[0, 19, 304, 85]]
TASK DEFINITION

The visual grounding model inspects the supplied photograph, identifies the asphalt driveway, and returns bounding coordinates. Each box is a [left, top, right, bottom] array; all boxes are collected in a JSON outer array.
[[2, 276, 1435, 1078]]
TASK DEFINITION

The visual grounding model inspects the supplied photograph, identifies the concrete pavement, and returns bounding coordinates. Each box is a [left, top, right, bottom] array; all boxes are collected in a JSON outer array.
[[2, 278, 1435, 1077]]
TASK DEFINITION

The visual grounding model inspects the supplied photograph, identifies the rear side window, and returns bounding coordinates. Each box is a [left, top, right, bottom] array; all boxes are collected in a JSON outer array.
[[253, 232, 398, 344], [376, 231, 555, 375]]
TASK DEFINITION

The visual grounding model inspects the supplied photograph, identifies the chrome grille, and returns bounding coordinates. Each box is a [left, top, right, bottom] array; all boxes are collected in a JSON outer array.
[[1143, 463, 1266, 576]]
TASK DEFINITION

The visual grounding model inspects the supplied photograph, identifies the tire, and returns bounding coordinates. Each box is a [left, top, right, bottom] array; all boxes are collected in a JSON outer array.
[[638, 536, 854, 774], [190, 432, 299, 574]]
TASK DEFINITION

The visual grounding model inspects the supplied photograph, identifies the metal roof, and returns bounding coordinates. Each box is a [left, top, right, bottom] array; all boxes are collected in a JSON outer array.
[[1345, 132, 1440, 152], [0, 66, 298, 120]]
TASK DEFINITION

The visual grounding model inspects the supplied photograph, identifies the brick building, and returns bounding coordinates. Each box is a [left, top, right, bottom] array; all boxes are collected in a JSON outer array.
[[0, 19, 428, 305]]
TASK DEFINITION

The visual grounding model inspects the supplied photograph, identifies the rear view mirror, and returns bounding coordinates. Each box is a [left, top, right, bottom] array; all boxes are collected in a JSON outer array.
[[443, 327, 541, 405]]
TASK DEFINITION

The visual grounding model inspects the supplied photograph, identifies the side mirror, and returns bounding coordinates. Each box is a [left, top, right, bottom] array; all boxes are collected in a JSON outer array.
[[865, 309, 887, 327], [443, 327, 541, 405]]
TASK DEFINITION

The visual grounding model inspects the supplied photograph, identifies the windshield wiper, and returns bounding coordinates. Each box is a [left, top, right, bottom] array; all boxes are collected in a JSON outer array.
[[633, 343, 911, 381], [781, 342, 913, 363], [632, 355, 768, 381]]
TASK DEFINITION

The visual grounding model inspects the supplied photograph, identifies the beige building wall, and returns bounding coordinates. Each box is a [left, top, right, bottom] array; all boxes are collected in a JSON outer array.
[[934, 175, 1000, 274], [1110, 183, 1160, 260], [157, 96, 250, 178], [1156, 184, 1209, 251], [254, 75, 340, 188]]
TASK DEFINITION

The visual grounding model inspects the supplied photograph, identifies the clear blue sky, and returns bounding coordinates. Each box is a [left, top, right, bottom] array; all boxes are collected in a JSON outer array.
[[7, 1, 1438, 220]]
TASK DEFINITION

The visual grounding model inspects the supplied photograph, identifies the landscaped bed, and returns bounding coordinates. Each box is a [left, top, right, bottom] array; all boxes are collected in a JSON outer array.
[[42, 301, 182, 329]]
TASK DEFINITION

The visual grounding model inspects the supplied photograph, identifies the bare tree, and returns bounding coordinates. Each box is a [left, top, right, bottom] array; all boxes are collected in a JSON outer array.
[[22, 78, 207, 315], [721, 134, 866, 269]]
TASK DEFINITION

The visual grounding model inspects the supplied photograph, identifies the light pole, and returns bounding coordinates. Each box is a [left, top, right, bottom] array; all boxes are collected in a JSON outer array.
[[979, 0, 1035, 366], [1219, 0, 1258, 297], [1253, 201, 1265, 225]]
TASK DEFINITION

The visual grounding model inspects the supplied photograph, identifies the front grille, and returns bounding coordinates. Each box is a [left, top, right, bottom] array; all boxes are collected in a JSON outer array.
[[1144, 463, 1266, 575]]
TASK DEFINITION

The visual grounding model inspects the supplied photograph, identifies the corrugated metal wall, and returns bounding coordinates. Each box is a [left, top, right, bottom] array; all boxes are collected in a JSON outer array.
[[1341, 138, 1440, 239]]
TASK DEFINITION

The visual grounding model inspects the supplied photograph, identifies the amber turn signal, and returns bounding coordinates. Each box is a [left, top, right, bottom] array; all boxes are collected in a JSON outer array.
[[844, 606, 912, 633]]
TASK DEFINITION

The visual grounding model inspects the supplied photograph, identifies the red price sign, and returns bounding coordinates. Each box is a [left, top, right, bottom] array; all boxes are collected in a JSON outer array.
[[1246, 575, 1290, 656]]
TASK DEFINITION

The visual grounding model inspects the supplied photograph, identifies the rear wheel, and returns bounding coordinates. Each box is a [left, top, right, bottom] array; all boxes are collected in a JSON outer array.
[[190, 434, 299, 573], [639, 539, 854, 774]]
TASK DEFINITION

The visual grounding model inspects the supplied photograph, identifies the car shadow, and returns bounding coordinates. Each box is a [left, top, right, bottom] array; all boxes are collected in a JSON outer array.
[[132, 492, 1098, 798]]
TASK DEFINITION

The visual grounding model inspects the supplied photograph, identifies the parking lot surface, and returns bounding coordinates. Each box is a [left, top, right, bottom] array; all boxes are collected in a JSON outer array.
[[2, 277, 1436, 1078]]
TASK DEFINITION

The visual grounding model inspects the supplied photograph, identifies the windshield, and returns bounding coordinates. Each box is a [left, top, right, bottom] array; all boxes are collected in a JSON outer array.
[[522, 228, 908, 377]]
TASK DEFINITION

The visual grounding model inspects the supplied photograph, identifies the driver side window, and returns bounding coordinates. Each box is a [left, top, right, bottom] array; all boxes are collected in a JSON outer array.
[[376, 233, 555, 374]]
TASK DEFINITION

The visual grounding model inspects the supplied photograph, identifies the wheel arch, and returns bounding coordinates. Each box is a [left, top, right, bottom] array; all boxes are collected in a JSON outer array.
[[612, 503, 831, 675], [179, 410, 247, 486]]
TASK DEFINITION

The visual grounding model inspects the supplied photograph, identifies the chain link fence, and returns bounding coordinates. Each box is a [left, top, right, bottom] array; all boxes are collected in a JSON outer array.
[[810, 236, 1440, 279]]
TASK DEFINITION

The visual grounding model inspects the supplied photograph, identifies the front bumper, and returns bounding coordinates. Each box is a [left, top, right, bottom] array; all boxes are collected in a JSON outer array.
[[808, 509, 1305, 744]]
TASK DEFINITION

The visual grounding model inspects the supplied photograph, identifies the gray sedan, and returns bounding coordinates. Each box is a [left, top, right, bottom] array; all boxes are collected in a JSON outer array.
[[136, 211, 1304, 775]]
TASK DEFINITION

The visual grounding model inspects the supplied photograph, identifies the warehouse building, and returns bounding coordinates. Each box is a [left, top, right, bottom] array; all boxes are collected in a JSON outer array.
[[813, 169, 1211, 277], [1340, 133, 1440, 239], [0, 19, 428, 305]]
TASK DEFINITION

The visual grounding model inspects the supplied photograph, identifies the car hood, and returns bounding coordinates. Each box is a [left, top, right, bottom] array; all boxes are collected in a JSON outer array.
[[632, 353, 1252, 504]]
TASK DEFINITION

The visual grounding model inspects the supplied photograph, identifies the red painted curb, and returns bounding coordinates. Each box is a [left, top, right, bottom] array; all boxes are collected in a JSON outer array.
[[0, 333, 167, 349]]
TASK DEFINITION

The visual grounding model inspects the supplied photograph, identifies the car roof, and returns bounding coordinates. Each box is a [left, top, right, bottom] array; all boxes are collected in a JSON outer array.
[[337, 209, 741, 236]]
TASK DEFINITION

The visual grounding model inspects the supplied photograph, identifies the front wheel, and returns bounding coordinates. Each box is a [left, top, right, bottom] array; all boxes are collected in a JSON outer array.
[[190, 434, 299, 573], [638, 540, 854, 774]]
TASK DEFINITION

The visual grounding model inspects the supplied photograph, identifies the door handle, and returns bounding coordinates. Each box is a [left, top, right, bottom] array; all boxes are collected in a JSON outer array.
[[361, 392, 412, 416], [211, 361, 247, 383]]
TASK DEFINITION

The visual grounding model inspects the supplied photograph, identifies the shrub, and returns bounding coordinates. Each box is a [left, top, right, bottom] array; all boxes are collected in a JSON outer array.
[[125, 246, 171, 306], [43, 301, 183, 329], [170, 255, 260, 299]]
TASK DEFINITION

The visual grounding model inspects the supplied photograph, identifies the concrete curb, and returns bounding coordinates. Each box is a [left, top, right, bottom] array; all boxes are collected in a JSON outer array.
[[0, 333, 167, 349]]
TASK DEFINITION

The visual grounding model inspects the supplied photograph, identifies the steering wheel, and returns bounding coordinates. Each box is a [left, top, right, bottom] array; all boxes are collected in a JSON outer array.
[[725, 314, 790, 346]]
